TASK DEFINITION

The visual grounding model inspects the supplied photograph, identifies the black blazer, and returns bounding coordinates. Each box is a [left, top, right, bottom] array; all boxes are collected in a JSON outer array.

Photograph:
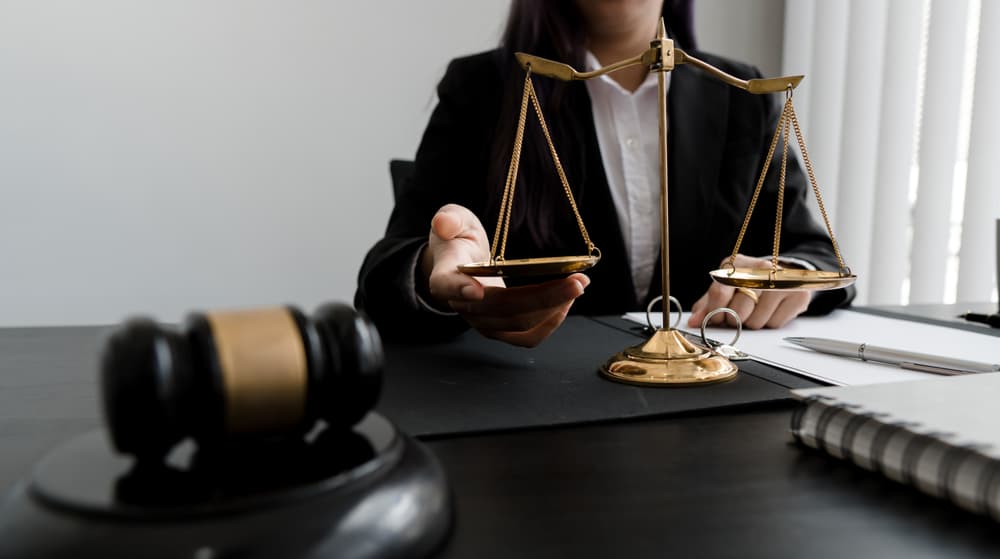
[[356, 49, 854, 341]]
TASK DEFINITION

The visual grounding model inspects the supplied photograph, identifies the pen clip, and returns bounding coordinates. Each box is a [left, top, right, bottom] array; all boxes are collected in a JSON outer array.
[[900, 362, 970, 376]]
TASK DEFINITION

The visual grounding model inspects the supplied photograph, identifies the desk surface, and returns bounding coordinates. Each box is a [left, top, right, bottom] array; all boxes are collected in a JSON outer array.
[[1, 308, 999, 558], [428, 403, 1000, 558]]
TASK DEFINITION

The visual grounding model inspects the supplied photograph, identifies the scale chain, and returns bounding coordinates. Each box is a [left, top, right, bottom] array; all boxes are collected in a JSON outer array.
[[525, 76, 596, 255], [489, 69, 598, 265], [772, 102, 791, 272], [726, 92, 849, 277], [726, 93, 788, 270], [490, 68, 533, 262], [788, 103, 849, 274]]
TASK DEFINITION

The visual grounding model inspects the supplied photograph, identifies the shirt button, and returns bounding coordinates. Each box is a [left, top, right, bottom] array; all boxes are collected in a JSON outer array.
[[625, 137, 635, 148]]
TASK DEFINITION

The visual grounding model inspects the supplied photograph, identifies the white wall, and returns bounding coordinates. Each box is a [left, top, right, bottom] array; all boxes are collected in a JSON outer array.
[[0, 0, 782, 327], [696, 0, 784, 78], [0, 1, 509, 326]]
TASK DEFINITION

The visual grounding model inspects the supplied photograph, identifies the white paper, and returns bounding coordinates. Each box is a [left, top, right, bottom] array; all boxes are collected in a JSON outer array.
[[623, 309, 999, 386]]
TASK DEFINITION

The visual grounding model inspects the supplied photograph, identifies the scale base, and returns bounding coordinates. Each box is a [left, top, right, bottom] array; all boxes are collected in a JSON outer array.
[[0, 413, 451, 559], [601, 329, 739, 386]]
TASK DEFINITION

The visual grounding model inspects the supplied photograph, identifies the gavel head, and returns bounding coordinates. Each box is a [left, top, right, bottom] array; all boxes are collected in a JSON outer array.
[[100, 302, 383, 462]]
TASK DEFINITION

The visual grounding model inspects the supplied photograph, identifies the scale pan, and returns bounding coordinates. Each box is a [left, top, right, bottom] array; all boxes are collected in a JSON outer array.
[[709, 267, 856, 291], [458, 255, 599, 277]]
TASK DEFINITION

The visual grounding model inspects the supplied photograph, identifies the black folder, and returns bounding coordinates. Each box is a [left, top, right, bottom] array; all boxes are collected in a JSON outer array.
[[377, 316, 819, 437]]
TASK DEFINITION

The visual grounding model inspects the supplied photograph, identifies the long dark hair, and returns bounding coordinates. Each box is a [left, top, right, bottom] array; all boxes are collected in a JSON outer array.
[[487, 0, 696, 252]]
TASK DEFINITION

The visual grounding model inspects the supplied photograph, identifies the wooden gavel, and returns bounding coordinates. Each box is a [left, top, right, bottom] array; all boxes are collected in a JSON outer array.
[[100, 302, 383, 462]]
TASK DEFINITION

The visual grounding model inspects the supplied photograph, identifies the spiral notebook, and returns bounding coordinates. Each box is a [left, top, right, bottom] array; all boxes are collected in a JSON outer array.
[[791, 373, 1000, 520]]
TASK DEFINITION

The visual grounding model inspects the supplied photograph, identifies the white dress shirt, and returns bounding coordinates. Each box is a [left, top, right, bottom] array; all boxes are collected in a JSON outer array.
[[584, 50, 668, 302]]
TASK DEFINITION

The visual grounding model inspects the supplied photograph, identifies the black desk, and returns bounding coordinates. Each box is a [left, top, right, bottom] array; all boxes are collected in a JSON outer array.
[[430, 404, 1000, 558], [1, 310, 999, 558]]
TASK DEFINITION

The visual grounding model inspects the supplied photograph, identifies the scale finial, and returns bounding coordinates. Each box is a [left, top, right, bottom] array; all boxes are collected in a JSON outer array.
[[657, 17, 667, 40]]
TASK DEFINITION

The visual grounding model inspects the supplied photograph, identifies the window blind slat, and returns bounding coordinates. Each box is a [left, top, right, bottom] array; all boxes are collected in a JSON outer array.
[[834, 0, 889, 305], [803, 2, 849, 222], [909, 0, 971, 303], [782, 0, 815, 135], [957, 0, 1000, 301], [868, 0, 926, 304]]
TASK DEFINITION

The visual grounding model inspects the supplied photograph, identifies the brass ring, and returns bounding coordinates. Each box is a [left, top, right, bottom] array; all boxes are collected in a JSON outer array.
[[735, 287, 760, 305]]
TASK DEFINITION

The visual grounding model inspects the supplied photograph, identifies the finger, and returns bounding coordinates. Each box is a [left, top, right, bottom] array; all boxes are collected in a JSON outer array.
[[725, 290, 757, 327], [452, 275, 587, 316], [722, 253, 773, 269], [688, 282, 736, 327], [686, 291, 710, 328], [744, 291, 783, 329], [450, 276, 588, 330], [428, 257, 488, 302], [425, 205, 494, 302], [480, 302, 573, 348], [764, 292, 811, 328], [431, 204, 489, 245], [430, 207, 462, 241], [459, 300, 569, 333], [430, 239, 505, 295], [428, 206, 490, 270]]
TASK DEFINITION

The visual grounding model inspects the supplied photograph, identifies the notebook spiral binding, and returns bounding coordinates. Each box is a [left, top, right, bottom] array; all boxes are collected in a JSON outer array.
[[791, 396, 1000, 519], [838, 411, 877, 464]]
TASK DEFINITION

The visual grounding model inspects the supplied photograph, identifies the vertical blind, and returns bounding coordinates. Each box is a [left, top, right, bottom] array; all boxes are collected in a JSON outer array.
[[782, 0, 1000, 305]]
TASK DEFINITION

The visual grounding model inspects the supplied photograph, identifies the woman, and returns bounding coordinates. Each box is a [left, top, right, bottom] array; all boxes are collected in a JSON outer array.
[[356, 0, 854, 346]]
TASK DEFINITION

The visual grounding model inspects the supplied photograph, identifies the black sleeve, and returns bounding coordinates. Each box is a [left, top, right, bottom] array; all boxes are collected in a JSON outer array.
[[355, 54, 500, 342]]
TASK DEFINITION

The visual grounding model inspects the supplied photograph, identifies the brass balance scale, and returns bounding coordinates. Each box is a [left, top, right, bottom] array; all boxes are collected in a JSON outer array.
[[458, 20, 855, 386]]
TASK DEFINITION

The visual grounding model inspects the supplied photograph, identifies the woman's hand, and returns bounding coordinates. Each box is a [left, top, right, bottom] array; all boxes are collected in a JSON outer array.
[[687, 254, 810, 330], [419, 204, 589, 347]]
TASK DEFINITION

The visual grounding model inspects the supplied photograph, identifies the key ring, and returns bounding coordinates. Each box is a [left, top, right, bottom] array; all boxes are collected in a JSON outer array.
[[700, 307, 743, 359]]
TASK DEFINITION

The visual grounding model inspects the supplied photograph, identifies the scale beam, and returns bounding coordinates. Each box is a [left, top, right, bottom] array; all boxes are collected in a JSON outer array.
[[515, 48, 803, 94]]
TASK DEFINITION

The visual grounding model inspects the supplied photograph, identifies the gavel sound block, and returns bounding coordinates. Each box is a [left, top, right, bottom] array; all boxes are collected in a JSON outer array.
[[0, 303, 452, 559]]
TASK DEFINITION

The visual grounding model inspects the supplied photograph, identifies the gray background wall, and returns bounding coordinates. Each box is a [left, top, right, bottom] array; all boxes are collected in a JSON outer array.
[[0, 0, 783, 326]]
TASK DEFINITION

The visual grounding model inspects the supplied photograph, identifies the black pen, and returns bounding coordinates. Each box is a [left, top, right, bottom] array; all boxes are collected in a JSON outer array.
[[958, 312, 1000, 328]]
